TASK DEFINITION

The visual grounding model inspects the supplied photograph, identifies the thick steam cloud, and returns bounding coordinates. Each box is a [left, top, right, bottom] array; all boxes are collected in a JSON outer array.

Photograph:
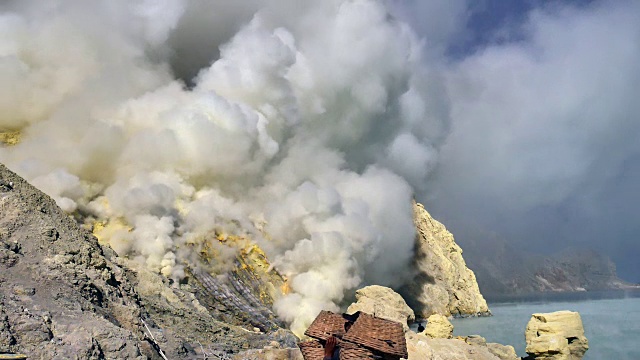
[[0, 0, 447, 334]]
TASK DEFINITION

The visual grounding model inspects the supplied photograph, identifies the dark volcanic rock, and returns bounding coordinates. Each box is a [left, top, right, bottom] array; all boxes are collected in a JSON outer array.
[[0, 163, 296, 359]]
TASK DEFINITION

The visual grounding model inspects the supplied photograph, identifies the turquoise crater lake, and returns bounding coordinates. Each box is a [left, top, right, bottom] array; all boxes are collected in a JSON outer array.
[[451, 290, 640, 359]]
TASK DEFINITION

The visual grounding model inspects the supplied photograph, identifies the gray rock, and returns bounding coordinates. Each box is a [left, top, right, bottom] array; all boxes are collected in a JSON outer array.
[[346, 285, 415, 331]]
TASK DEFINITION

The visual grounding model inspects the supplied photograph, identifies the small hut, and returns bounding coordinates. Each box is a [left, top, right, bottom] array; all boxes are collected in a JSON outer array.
[[298, 310, 408, 360]]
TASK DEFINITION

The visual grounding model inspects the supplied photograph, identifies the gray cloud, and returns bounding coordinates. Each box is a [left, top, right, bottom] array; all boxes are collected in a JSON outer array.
[[425, 0, 640, 281]]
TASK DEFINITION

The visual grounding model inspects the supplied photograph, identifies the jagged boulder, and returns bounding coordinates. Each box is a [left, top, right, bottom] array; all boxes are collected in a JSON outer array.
[[524, 311, 588, 360], [402, 202, 490, 318], [487, 343, 519, 360], [422, 314, 453, 339], [463, 334, 487, 347], [460, 335, 518, 360], [346, 285, 415, 332]]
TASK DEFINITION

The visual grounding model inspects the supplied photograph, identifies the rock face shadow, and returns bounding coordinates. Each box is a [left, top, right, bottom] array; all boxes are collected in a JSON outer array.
[[398, 202, 490, 320], [398, 235, 436, 319]]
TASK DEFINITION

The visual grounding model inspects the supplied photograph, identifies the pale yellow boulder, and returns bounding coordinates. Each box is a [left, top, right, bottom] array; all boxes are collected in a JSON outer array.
[[422, 314, 453, 339], [525, 311, 588, 360], [346, 285, 415, 331]]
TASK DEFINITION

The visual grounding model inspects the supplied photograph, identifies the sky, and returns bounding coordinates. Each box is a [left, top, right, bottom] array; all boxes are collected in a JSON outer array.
[[397, 0, 640, 282], [0, 0, 638, 335]]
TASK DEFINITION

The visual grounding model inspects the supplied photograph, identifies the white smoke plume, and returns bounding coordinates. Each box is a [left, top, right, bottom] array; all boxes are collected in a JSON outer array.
[[0, 0, 448, 335]]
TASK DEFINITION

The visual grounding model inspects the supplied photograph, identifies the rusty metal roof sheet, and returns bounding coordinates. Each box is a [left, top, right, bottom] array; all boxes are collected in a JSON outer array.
[[302, 311, 407, 360], [304, 310, 352, 341], [342, 312, 407, 358], [338, 341, 376, 360], [298, 340, 325, 360]]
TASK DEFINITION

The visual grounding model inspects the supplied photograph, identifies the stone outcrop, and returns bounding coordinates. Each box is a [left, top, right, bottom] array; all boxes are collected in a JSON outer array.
[[0, 163, 298, 359], [463, 334, 487, 347], [346, 285, 415, 332], [524, 311, 588, 360], [402, 202, 490, 319], [487, 343, 519, 360], [405, 331, 502, 360], [422, 314, 453, 339]]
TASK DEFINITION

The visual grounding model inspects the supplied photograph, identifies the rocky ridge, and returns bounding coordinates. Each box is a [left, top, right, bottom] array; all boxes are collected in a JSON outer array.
[[458, 235, 639, 297]]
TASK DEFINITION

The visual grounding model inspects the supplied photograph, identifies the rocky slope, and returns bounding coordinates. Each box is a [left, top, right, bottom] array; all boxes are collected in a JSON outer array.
[[1, 161, 495, 358], [401, 202, 490, 319], [458, 235, 638, 297], [0, 163, 297, 359]]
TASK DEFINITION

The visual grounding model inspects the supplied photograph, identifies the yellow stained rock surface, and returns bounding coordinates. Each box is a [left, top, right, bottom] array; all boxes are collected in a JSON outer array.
[[198, 230, 288, 304], [0, 130, 21, 146], [90, 210, 287, 306], [92, 218, 132, 247]]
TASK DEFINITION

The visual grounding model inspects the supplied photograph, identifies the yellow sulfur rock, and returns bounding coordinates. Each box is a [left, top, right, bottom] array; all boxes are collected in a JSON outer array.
[[92, 218, 132, 249], [235, 242, 288, 303], [0, 130, 21, 146]]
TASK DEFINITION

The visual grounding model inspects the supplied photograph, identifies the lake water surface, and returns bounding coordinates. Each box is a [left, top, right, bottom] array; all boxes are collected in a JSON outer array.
[[450, 290, 640, 359]]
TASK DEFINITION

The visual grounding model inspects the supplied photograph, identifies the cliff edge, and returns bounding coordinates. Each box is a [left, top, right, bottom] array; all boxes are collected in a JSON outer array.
[[401, 202, 490, 319]]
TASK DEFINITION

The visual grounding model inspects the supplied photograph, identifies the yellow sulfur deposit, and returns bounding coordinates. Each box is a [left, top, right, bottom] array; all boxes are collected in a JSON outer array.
[[199, 230, 289, 304], [280, 278, 290, 295], [92, 218, 133, 254], [0, 130, 21, 146], [237, 243, 288, 301]]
